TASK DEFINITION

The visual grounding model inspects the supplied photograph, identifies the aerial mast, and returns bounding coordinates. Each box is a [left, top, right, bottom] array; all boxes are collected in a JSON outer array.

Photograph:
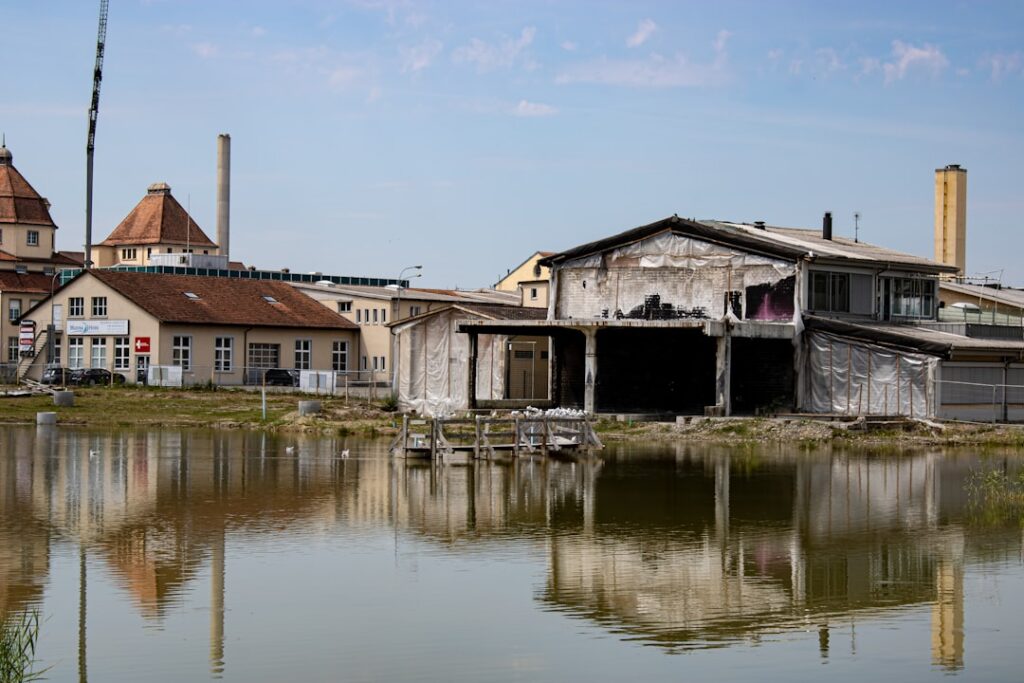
[[84, 0, 109, 270]]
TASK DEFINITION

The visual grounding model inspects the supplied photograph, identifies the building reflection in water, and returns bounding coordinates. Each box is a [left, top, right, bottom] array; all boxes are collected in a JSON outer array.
[[1, 428, 1020, 678]]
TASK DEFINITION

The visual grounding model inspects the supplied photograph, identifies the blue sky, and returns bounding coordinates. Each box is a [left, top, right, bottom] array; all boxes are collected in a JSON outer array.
[[3, 1, 1023, 286]]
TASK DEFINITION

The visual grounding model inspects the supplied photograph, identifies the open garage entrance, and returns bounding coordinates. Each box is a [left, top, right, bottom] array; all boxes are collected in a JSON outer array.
[[730, 338, 795, 414]]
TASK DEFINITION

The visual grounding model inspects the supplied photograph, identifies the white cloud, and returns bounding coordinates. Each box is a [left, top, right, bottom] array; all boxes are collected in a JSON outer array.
[[859, 57, 881, 76], [251, 26, 267, 38], [400, 39, 443, 73], [513, 100, 558, 117], [816, 47, 844, 73], [191, 42, 218, 59], [453, 26, 536, 72], [561, 40, 578, 52], [767, 48, 783, 61], [558, 29, 730, 88], [626, 19, 657, 48], [367, 86, 383, 103], [882, 41, 948, 84], [328, 65, 362, 87], [981, 52, 1023, 81]]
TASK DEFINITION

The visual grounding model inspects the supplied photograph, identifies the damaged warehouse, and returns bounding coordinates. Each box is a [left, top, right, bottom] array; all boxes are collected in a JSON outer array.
[[457, 214, 996, 419]]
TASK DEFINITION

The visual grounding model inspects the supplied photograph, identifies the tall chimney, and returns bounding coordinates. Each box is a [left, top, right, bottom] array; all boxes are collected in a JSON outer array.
[[216, 134, 231, 260], [822, 212, 832, 241], [935, 164, 966, 277]]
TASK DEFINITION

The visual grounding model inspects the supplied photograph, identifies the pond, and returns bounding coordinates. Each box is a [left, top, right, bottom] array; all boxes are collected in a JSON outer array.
[[1, 426, 1021, 682]]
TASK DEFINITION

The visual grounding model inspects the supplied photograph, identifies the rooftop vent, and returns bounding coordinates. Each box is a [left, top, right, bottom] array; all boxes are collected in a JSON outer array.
[[147, 182, 172, 195], [822, 212, 833, 241], [184, 292, 200, 300], [753, 221, 766, 230], [262, 295, 279, 304]]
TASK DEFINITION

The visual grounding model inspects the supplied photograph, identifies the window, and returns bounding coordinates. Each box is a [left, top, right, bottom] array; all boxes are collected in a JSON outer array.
[[172, 336, 192, 370], [381, 308, 386, 323], [530, 287, 538, 300], [91, 297, 107, 317], [68, 297, 84, 317], [372, 356, 379, 371], [0, 228, 3, 244], [121, 248, 137, 261], [53, 338, 61, 365], [114, 337, 130, 370], [294, 339, 311, 370], [332, 341, 348, 372], [6, 337, 17, 362], [338, 301, 352, 313], [409, 305, 422, 317], [361, 356, 368, 370], [91, 337, 107, 369], [809, 271, 849, 313], [356, 309, 362, 323], [8, 299, 21, 322], [373, 309, 378, 324], [215, 337, 233, 372], [26, 230, 39, 246], [885, 277, 936, 320], [15, 265, 27, 274], [146, 247, 152, 259], [68, 337, 84, 369], [380, 355, 385, 371], [364, 309, 370, 324], [247, 343, 280, 370], [43, 266, 54, 276]]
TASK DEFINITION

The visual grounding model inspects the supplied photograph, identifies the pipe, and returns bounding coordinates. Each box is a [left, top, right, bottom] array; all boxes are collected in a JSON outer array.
[[822, 212, 833, 241], [216, 134, 230, 260]]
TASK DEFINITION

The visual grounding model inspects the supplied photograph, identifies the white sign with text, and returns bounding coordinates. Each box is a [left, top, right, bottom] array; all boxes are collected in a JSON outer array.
[[66, 320, 129, 336]]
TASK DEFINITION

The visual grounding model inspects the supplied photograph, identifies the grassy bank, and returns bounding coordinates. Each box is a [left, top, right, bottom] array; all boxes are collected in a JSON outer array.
[[4, 386, 1024, 447]]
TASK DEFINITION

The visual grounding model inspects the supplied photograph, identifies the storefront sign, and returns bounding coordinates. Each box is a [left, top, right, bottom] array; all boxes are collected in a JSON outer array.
[[66, 319, 129, 336]]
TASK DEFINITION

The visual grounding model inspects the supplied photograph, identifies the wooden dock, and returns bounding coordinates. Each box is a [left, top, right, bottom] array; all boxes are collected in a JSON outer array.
[[390, 414, 603, 461]]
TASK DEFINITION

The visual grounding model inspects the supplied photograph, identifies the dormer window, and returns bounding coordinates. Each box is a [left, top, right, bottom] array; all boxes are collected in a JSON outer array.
[[26, 230, 39, 246], [15, 265, 27, 274]]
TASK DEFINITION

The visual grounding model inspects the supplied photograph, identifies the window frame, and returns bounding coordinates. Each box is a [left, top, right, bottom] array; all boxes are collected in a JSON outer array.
[[172, 335, 192, 371], [68, 337, 85, 369], [68, 297, 84, 318], [114, 336, 130, 370], [294, 338, 312, 370], [91, 296, 108, 318], [26, 230, 39, 247], [332, 340, 348, 372], [214, 336, 234, 373], [90, 337, 107, 369]]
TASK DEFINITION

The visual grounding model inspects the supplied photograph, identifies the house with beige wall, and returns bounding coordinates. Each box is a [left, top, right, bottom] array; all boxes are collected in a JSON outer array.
[[0, 142, 83, 380], [22, 270, 357, 385], [495, 251, 553, 309], [92, 182, 221, 268], [291, 282, 518, 383]]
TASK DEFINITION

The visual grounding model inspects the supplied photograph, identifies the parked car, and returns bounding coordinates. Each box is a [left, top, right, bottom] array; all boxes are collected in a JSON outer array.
[[263, 368, 300, 387], [67, 368, 127, 386], [40, 366, 72, 385]]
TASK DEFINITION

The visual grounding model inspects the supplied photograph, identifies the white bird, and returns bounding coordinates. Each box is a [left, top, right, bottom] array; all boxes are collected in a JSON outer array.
[[285, 446, 296, 455], [340, 449, 350, 459]]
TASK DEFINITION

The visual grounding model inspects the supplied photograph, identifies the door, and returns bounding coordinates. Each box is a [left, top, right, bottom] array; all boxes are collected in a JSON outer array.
[[136, 355, 150, 384]]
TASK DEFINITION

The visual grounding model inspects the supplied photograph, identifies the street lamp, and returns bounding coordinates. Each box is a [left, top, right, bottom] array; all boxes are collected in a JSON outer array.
[[391, 265, 422, 392]]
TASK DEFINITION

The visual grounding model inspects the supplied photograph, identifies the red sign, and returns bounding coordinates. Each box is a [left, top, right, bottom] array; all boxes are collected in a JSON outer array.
[[134, 337, 151, 353]]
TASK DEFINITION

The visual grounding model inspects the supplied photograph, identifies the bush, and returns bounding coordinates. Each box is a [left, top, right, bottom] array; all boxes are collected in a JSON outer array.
[[0, 610, 45, 682], [379, 394, 399, 412]]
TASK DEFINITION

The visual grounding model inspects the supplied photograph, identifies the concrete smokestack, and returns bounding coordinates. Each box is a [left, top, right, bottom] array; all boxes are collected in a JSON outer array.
[[822, 211, 833, 241], [216, 134, 230, 260]]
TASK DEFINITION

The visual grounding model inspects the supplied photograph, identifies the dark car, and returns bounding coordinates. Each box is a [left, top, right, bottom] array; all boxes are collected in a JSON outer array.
[[67, 368, 127, 386], [40, 366, 72, 385], [263, 368, 300, 387]]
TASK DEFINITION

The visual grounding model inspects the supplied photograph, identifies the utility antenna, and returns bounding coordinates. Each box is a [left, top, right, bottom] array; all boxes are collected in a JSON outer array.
[[84, 0, 110, 270], [186, 193, 192, 254], [853, 211, 861, 243]]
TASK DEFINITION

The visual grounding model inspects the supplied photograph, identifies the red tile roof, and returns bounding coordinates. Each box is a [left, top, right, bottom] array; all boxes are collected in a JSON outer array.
[[0, 146, 57, 227], [100, 183, 217, 247], [0, 249, 80, 266], [0, 271, 53, 294], [87, 270, 357, 329]]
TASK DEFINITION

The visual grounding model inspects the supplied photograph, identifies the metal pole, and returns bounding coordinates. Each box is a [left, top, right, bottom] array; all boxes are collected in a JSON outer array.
[[391, 265, 422, 392]]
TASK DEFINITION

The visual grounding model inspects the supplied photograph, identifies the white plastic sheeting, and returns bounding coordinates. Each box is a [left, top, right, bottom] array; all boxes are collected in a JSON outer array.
[[148, 365, 183, 387], [396, 308, 505, 417], [803, 331, 938, 417], [556, 232, 796, 320]]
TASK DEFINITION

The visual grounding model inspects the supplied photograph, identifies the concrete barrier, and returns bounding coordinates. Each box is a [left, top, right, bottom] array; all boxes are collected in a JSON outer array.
[[53, 391, 74, 407], [36, 412, 57, 425], [298, 400, 322, 416]]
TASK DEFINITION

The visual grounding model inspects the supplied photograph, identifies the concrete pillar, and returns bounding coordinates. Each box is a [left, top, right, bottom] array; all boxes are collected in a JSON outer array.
[[715, 332, 732, 416], [584, 328, 598, 415], [467, 333, 478, 409]]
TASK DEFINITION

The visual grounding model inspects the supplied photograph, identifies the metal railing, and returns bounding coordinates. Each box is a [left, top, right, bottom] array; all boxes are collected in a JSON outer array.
[[935, 378, 1024, 423]]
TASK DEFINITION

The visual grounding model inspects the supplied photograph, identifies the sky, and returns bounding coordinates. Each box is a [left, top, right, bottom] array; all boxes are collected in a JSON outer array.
[[2, 0, 1023, 287]]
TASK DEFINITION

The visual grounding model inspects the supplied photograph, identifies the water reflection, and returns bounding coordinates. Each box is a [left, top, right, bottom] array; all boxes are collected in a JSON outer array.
[[0, 427, 1021, 680]]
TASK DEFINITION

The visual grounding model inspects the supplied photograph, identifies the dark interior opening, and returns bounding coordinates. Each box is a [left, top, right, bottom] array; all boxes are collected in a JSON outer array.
[[730, 338, 795, 414], [595, 329, 716, 413], [553, 330, 585, 409]]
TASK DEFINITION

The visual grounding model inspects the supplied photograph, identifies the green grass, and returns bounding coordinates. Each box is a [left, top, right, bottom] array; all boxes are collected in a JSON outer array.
[[0, 610, 45, 683], [965, 468, 1024, 527]]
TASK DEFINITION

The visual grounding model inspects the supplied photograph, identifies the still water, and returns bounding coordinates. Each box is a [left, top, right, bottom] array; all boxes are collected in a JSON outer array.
[[1, 425, 1022, 682]]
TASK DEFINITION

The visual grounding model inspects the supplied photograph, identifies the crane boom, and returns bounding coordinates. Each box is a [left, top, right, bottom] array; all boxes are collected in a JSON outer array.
[[84, 0, 109, 269]]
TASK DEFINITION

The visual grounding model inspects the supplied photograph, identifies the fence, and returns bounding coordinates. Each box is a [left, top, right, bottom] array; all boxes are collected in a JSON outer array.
[[1, 360, 394, 398], [935, 378, 1024, 423]]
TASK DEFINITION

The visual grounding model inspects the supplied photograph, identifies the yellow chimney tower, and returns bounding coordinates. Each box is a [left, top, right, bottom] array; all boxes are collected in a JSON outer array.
[[934, 164, 967, 276]]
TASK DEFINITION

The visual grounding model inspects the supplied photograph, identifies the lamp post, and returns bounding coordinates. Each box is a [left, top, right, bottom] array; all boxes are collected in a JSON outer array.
[[391, 265, 422, 392]]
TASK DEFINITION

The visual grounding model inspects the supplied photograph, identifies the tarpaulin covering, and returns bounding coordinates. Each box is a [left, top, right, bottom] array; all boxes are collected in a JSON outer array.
[[557, 233, 797, 321], [802, 331, 938, 417], [396, 309, 505, 417]]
